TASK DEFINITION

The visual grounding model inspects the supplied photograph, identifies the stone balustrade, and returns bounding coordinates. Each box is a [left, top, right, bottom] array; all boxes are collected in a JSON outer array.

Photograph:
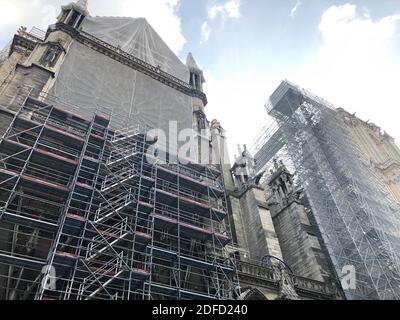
[[237, 260, 340, 299]]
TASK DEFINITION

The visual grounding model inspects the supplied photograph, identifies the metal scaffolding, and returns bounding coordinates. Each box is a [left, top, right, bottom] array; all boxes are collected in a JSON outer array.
[[0, 91, 239, 300], [254, 80, 400, 300]]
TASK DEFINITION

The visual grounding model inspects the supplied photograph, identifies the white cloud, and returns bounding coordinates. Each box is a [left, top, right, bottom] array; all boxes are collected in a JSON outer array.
[[205, 4, 400, 162], [290, 0, 301, 18], [0, 0, 57, 32], [201, 21, 211, 42], [201, 0, 242, 43], [0, 0, 186, 54], [290, 4, 400, 143], [0, 2, 21, 26], [209, 0, 241, 20]]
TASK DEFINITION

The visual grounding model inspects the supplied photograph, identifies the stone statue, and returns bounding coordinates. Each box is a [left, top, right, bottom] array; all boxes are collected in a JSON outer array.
[[252, 170, 266, 186], [43, 46, 59, 67], [18, 26, 27, 35], [277, 179, 286, 198], [272, 183, 281, 203], [273, 158, 279, 170], [279, 160, 288, 171], [283, 173, 294, 193], [232, 145, 258, 188], [274, 265, 300, 300], [233, 145, 256, 182], [243, 145, 255, 169]]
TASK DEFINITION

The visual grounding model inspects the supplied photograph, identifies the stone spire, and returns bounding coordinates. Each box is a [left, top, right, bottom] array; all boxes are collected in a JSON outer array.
[[76, 0, 88, 12], [60, 0, 89, 16], [58, 0, 89, 24], [186, 52, 205, 91], [76, 0, 89, 13], [186, 52, 201, 71]]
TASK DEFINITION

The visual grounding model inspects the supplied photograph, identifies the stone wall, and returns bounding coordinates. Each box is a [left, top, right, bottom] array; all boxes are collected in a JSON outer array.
[[338, 108, 400, 204], [0, 29, 74, 138], [272, 202, 330, 282], [228, 185, 282, 263]]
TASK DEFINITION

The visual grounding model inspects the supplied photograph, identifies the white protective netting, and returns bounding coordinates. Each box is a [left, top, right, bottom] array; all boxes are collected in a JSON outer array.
[[81, 16, 189, 83], [49, 17, 193, 135]]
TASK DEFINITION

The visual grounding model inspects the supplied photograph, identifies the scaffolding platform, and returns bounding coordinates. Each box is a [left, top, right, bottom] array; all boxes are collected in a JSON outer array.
[[0, 91, 238, 300], [254, 80, 400, 300]]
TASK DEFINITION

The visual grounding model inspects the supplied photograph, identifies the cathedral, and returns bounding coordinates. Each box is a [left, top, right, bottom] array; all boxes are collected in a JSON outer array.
[[0, 0, 399, 300]]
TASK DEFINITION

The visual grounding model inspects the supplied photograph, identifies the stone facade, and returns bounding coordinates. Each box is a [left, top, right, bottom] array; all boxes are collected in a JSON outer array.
[[228, 146, 282, 263], [0, 27, 74, 138], [266, 161, 332, 283], [338, 108, 400, 204], [211, 131, 343, 299]]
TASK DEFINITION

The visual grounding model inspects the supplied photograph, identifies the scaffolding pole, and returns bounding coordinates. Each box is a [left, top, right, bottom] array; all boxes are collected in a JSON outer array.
[[253, 80, 400, 300], [0, 91, 239, 300]]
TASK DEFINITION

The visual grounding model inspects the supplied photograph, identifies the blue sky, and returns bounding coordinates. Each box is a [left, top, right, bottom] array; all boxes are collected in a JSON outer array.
[[1, 0, 400, 159]]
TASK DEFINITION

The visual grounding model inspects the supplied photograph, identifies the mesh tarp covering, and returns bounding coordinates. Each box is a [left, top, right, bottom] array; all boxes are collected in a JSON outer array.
[[261, 81, 400, 300], [48, 21, 193, 135], [81, 17, 189, 83]]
